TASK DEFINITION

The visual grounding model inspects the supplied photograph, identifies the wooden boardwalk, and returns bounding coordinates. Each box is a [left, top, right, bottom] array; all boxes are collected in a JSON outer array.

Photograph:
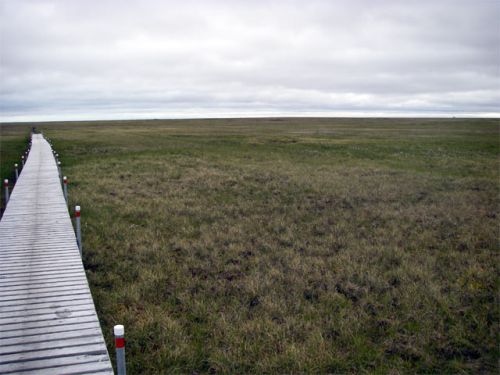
[[0, 135, 113, 374]]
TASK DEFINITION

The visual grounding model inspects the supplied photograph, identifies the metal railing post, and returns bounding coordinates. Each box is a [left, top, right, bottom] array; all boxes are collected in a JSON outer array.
[[63, 176, 68, 203], [21, 155, 24, 167], [3, 179, 9, 205], [14, 164, 19, 181], [75, 205, 82, 255], [114, 325, 126, 375], [57, 161, 62, 184]]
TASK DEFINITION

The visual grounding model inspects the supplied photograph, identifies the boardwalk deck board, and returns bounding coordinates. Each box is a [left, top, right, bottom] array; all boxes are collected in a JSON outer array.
[[0, 303, 97, 319], [0, 327, 104, 346], [0, 275, 88, 287], [0, 355, 112, 375], [0, 322, 103, 340], [0, 135, 113, 374]]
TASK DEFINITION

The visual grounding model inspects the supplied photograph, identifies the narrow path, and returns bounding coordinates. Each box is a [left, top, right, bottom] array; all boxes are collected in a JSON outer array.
[[0, 134, 113, 374]]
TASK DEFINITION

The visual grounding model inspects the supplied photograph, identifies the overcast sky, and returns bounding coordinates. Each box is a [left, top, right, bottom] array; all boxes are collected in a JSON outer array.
[[0, 0, 499, 122]]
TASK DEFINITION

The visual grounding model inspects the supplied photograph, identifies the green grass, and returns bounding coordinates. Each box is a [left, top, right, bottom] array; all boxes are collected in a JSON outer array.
[[1, 118, 499, 373], [0, 124, 32, 215]]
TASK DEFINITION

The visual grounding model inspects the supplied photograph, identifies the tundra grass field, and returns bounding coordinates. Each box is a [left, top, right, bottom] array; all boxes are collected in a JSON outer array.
[[1, 118, 499, 373]]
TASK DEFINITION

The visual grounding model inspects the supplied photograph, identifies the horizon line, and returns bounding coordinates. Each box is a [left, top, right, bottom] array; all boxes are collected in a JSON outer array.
[[2, 112, 499, 124]]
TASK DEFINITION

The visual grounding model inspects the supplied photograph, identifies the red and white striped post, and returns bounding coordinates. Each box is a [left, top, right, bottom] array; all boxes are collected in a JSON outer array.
[[21, 155, 24, 167], [3, 179, 9, 205], [75, 205, 82, 255], [114, 325, 126, 375], [14, 164, 19, 181], [63, 176, 68, 202]]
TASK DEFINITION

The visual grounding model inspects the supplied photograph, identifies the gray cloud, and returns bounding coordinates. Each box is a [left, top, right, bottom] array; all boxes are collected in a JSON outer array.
[[0, 0, 499, 121]]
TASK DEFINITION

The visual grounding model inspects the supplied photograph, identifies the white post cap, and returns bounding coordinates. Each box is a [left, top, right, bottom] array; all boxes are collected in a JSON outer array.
[[14, 163, 18, 167], [114, 325, 125, 336], [4, 179, 8, 184], [75, 205, 81, 211]]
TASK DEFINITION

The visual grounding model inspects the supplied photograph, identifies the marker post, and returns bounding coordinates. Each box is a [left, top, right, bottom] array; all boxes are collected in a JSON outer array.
[[75, 205, 82, 255], [114, 325, 126, 375], [3, 179, 9, 205], [63, 176, 68, 202], [57, 161, 62, 184]]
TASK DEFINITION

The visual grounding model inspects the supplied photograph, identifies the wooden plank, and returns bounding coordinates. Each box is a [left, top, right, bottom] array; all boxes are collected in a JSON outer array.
[[0, 242, 79, 249], [0, 322, 102, 340], [0, 272, 87, 285], [0, 343, 108, 364], [0, 310, 99, 334], [0, 334, 106, 355], [0, 302, 95, 319], [0, 302, 96, 320], [0, 327, 104, 346], [0, 236, 77, 244], [0, 291, 94, 305], [0, 265, 84, 277], [1, 278, 88, 291], [0, 248, 79, 256], [0, 293, 95, 308], [0, 282, 91, 297], [0, 254, 79, 262], [0, 356, 113, 375], [1, 283, 91, 296], [0, 310, 98, 327], [0, 274, 87, 287], [0, 263, 84, 274], [0, 297, 94, 313]]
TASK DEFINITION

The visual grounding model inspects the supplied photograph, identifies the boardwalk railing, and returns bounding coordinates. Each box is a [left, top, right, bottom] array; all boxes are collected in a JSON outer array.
[[0, 134, 113, 374]]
